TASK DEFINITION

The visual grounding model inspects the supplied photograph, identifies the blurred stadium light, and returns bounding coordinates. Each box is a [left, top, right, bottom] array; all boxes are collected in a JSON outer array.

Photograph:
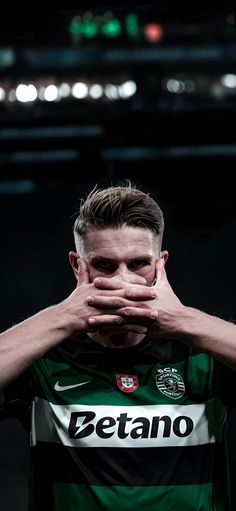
[[0, 2, 235, 200]]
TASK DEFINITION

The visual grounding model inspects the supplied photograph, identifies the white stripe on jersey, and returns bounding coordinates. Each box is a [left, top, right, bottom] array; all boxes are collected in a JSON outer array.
[[31, 398, 226, 448]]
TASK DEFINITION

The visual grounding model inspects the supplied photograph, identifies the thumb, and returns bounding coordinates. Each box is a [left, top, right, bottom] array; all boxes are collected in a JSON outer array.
[[77, 258, 90, 285]]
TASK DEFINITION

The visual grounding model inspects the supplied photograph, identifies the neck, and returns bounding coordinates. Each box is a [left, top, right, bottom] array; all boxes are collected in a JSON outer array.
[[88, 330, 146, 348]]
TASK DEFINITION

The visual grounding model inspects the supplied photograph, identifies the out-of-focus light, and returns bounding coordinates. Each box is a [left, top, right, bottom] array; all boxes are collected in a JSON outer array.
[[0, 87, 6, 101], [69, 11, 122, 38], [27, 84, 37, 102], [166, 79, 185, 93], [102, 145, 236, 161], [220, 74, 236, 88], [8, 89, 16, 102], [143, 22, 163, 43], [70, 21, 97, 38], [89, 84, 103, 99], [72, 82, 88, 99], [16, 84, 29, 102], [125, 14, 139, 37], [83, 21, 98, 37], [101, 19, 121, 37], [0, 48, 15, 68], [0, 180, 36, 194], [184, 79, 195, 92], [38, 86, 45, 101], [59, 82, 71, 97], [16, 84, 37, 103], [210, 82, 225, 98], [119, 80, 137, 98], [104, 84, 119, 100], [44, 85, 58, 102], [69, 16, 83, 35]]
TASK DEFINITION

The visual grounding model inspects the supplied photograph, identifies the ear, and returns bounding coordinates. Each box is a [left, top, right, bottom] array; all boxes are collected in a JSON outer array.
[[69, 251, 80, 281], [155, 250, 169, 284], [160, 250, 169, 265]]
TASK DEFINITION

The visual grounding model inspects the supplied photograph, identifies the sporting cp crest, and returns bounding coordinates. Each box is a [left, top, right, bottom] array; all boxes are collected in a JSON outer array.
[[155, 367, 185, 399], [116, 374, 139, 393]]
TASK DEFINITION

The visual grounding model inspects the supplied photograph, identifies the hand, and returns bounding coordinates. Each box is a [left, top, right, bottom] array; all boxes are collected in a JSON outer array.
[[147, 258, 184, 338], [60, 260, 155, 335], [85, 270, 158, 332], [87, 273, 158, 335], [61, 258, 115, 335], [87, 259, 184, 338]]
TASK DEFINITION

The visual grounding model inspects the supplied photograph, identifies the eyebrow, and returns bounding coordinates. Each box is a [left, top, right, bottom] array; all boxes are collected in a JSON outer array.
[[90, 255, 152, 263]]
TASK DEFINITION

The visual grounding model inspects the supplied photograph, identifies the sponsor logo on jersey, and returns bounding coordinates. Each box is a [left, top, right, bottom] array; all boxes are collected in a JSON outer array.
[[32, 400, 221, 448], [68, 410, 193, 440], [156, 367, 185, 399], [116, 374, 139, 393]]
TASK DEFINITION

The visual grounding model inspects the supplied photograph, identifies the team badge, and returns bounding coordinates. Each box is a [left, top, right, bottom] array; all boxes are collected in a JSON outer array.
[[116, 374, 139, 393], [155, 367, 185, 399]]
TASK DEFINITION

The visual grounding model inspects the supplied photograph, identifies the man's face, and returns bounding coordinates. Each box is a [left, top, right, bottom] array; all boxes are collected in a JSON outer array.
[[83, 226, 159, 285]]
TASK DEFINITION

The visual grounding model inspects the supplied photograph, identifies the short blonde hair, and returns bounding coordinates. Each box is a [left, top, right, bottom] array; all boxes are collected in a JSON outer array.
[[73, 182, 164, 253]]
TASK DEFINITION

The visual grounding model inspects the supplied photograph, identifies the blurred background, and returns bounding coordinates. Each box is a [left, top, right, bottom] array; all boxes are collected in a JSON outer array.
[[0, 2, 236, 510]]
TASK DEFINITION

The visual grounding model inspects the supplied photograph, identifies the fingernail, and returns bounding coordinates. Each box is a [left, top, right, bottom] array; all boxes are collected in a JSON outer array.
[[88, 318, 96, 324], [151, 311, 158, 319], [87, 296, 94, 304], [151, 290, 158, 297], [94, 278, 101, 286]]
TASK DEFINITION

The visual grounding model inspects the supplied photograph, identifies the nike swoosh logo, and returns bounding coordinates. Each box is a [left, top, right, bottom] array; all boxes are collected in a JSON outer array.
[[54, 381, 91, 391]]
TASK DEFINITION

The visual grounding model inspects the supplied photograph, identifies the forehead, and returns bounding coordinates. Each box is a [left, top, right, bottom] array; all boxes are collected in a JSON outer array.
[[84, 226, 158, 258]]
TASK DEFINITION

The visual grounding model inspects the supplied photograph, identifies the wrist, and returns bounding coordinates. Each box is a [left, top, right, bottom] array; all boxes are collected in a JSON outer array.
[[55, 300, 84, 337], [159, 305, 204, 342], [171, 306, 204, 340]]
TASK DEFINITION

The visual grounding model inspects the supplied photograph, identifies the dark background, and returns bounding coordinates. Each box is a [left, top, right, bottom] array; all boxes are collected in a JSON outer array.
[[0, 2, 236, 510]]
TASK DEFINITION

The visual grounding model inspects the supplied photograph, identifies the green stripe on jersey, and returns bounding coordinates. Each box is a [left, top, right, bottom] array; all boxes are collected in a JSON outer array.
[[31, 351, 216, 407], [51, 482, 230, 511]]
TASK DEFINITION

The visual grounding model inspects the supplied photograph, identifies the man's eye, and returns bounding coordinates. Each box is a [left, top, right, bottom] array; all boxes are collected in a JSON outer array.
[[129, 260, 148, 269], [95, 261, 114, 271]]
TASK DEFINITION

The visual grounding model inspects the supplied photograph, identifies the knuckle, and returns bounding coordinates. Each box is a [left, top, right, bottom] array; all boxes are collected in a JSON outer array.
[[126, 288, 134, 298], [114, 316, 123, 325], [123, 307, 132, 316], [137, 277, 146, 285], [113, 298, 123, 307]]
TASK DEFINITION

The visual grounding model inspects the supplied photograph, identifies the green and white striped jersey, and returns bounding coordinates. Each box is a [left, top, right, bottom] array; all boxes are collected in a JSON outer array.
[[7, 335, 236, 510]]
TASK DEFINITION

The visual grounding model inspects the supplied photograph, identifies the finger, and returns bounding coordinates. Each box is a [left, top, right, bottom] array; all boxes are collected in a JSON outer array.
[[78, 258, 90, 285], [87, 290, 156, 308], [87, 315, 148, 334], [94, 275, 146, 290], [125, 286, 158, 300], [121, 274, 147, 285], [87, 295, 133, 309], [118, 306, 158, 322], [88, 315, 125, 327], [119, 325, 147, 334]]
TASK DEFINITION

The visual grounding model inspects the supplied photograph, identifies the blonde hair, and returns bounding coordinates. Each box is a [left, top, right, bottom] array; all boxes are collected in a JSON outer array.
[[73, 182, 164, 253]]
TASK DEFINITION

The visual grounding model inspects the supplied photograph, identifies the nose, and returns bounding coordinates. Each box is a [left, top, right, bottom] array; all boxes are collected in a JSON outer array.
[[114, 263, 130, 277]]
